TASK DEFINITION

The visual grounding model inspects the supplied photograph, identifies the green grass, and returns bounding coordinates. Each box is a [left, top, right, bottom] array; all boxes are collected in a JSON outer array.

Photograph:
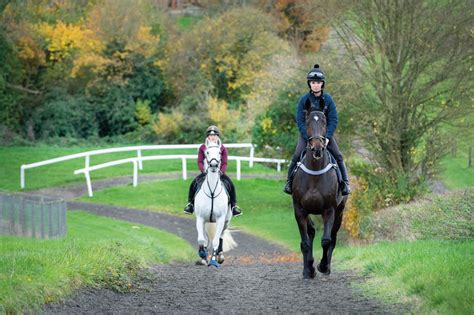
[[0, 211, 194, 314], [338, 240, 474, 314], [439, 153, 474, 189], [176, 16, 202, 30], [0, 145, 279, 192]]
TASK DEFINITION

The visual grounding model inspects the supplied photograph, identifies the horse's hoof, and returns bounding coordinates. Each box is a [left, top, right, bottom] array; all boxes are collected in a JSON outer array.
[[217, 253, 225, 264], [208, 259, 219, 268], [317, 263, 331, 275], [302, 272, 313, 280]]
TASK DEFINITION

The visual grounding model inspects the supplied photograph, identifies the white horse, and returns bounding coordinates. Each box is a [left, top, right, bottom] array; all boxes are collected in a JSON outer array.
[[194, 138, 235, 267]]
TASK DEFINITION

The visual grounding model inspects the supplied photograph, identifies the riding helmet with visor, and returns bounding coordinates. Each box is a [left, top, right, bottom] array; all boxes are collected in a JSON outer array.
[[307, 64, 325, 88], [206, 125, 220, 136]]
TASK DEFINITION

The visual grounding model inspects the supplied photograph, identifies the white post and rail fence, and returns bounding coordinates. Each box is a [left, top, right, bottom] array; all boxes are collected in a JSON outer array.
[[20, 144, 287, 197]]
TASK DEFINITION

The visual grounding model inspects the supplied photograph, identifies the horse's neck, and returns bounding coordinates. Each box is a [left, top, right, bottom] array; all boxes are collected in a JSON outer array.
[[204, 170, 221, 193], [304, 150, 330, 169]]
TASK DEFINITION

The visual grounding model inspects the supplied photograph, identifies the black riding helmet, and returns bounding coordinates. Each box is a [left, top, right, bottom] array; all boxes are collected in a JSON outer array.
[[206, 125, 220, 136], [306, 64, 325, 89]]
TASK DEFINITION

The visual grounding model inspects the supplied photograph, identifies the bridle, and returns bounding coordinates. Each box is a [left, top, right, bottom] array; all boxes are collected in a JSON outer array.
[[298, 117, 335, 176], [306, 111, 328, 160], [205, 145, 221, 172], [203, 145, 224, 222], [307, 135, 327, 160]]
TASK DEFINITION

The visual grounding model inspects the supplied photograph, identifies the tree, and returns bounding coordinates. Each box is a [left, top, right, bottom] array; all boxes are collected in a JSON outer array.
[[334, 0, 473, 182]]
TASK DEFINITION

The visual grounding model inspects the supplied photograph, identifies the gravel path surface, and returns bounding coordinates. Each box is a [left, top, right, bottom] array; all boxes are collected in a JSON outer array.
[[31, 177, 404, 314]]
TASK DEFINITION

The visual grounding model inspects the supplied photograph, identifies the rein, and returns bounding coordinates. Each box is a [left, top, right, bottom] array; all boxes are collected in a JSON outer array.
[[203, 167, 224, 222]]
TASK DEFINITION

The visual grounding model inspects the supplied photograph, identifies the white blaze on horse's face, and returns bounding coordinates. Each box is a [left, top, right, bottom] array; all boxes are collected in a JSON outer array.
[[205, 139, 221, 173], [314, 116, 319, 122]]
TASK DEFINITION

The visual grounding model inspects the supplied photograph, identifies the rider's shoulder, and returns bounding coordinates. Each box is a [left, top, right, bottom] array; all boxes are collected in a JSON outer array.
[[297, 93, 311, 107], [299, 92, 311, 102]]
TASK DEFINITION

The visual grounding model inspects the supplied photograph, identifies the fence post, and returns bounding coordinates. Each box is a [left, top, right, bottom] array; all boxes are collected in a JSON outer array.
[[21, 165, 25, 189], [236, 159, 241, 180], [133, 160, 138, 186], [137, 149, 143, 170], [85, 171, 93, 197], [182, 157, 187, 180], [249, 145, 255, 167]]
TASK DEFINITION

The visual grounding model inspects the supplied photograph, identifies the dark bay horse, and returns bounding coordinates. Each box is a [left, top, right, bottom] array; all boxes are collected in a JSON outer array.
[[292, 110, 347, 279]]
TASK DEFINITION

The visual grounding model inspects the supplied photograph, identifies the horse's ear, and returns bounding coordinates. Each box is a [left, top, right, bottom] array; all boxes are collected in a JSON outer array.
[[216, 138, 221, 147], [205, 138, 210, 148]]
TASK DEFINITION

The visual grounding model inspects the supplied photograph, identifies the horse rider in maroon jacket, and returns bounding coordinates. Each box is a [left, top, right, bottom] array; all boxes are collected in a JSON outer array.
[[184, 125, 242, 217]]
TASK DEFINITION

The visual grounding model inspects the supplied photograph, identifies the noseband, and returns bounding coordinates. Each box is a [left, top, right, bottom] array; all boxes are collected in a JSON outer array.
[[307, 136, 327, 160]]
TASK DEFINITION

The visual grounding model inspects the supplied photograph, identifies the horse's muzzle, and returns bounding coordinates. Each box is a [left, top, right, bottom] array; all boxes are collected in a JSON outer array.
[[208, 159, 220, 172], [308, 136, 326, 160]]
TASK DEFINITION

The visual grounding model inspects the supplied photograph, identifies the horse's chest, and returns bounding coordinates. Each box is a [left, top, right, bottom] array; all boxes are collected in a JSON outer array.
[[298, 188, 335, 212]]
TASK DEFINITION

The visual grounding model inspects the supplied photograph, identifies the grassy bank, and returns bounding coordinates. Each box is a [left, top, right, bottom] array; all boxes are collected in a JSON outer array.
[[338, 240, 474, 314], [0, 211, 194, 314]]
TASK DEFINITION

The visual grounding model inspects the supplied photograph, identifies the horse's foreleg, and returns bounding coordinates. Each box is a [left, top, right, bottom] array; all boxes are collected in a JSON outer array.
[[307, 217, 316, 277], [326, 208, 343, 270], [196, 216, 206, 246], [196, 216, 208, 263], [209, 217, 226, 267], [294, 208, 314, 279], [318, 207, 335, 275]]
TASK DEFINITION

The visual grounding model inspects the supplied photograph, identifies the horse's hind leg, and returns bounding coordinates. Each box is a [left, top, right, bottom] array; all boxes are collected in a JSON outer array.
[[217, 238, 225, 264], [318, 207, 335, 275]]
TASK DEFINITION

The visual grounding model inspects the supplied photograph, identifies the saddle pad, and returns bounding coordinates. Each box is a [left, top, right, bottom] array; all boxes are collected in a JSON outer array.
[[299, 150, 342, 184]]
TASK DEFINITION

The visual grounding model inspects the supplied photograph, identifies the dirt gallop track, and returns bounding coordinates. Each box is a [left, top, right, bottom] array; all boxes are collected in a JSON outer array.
[[35, 176, 403, 314]]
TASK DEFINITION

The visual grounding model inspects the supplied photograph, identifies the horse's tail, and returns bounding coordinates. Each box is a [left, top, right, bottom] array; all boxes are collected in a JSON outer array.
[[205, 222, 237, 252]]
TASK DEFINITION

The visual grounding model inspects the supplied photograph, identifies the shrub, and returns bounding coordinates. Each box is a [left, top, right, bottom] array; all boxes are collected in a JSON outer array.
[[343, 160, 428, 239]]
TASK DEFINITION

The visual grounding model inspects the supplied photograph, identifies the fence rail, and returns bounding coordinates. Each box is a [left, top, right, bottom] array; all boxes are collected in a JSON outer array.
[[21, 143, 255, 189], [20, 144, 287, 197]]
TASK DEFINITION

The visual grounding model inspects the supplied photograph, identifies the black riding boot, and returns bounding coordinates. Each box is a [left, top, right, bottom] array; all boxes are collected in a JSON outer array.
[[283, 160, 298, 195], [221, 174, 242, 217], [338, 161, 351, 195], [184, 178, 198, 214]]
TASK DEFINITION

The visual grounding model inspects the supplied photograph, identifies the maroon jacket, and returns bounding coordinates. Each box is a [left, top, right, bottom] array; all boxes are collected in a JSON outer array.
[[197, 144, 228, 173]]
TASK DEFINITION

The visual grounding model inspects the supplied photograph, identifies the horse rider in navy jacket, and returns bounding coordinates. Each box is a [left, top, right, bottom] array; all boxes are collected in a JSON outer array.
[[284, 64, 351, 196], [184, 125, 242, 217]]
